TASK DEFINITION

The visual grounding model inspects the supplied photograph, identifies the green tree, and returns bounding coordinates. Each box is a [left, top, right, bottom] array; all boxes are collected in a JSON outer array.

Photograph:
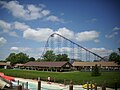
[[109, 52, 118, 61], [37, 58, 43, 61], [109, 48, 120, 65], [56, 54, 69, 61], [6, 53, 17, 65], [91, 64, 101, 76], [43, 50, 56, 61], [42, 50, 70, 61], [6, 52, 29, 65], [29, 57, 35, 61], [16, 52, 29, 64]]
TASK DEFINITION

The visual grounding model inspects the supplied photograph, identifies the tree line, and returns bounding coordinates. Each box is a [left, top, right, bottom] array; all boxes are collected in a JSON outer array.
[[5, 48, 120, 66], [5, 50, 69, 66]]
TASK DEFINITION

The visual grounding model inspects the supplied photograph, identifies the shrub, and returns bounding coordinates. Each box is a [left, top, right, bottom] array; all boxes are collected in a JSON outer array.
[[91, 64, 101, 76]]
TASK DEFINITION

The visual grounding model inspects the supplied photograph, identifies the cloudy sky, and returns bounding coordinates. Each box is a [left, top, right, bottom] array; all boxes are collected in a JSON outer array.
[[0, 0, 120, 60]]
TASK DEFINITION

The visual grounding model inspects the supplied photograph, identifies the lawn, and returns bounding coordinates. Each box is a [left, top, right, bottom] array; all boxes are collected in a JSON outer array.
[[0, 69, 120, 88]]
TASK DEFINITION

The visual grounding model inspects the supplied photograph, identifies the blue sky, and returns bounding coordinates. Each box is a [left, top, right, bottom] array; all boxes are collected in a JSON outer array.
[[0, 0, 120, 60]]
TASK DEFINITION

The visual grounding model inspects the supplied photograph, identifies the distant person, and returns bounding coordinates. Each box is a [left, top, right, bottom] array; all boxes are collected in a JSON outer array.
[[47, 76, 51, 84]]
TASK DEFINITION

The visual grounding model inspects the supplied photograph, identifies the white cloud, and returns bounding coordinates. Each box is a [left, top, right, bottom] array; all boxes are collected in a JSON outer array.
[[23, 27, 73, 42], [41, 10, 50, 16], [0, 20, 30, 32], [0, 0, 65, 23], [0, 20, 11, 32], [105, 32, 118, 38], [10, 47, 19, 51], [23, 27, 100, 43], [0, 1, 50, 20], [91, 48, 107, 53], [113, 27, 120, 31], [0, 20, 29, 37], [10, 47, 32, 52], [90, 48, 113, 55], [53, 47, 72, 53], [75, 31, 99, 42], [9, 31, 19, 37], [0, 37, 7, 46], [0, 20, 100, 43], [23, 28, 54, 42], [10, 47, 44, 59], [13, 21, 30, 31], [56, 27, 74, 39], [46, 15, 64, 23], [105, 27, 120, 39], [27, 4, 42, 12], [23, 27, 70, 42]]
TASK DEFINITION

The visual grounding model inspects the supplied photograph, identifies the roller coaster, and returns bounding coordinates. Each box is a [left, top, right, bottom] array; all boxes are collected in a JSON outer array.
[[41, 33, 104, 62]]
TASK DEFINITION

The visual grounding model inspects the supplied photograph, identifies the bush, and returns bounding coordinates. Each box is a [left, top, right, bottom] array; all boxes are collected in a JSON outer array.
[[91, 64, 101, 76]]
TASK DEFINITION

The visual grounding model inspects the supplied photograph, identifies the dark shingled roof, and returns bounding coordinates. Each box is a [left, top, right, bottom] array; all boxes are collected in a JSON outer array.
[[24, 61, 71, 67]]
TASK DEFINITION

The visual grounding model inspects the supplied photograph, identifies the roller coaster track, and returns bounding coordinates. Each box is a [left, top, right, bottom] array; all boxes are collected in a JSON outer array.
[[41, 33, 105, 62]]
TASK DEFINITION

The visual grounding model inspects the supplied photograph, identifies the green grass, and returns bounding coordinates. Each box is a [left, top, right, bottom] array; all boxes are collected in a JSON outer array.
[[0, 69, 120, 88]]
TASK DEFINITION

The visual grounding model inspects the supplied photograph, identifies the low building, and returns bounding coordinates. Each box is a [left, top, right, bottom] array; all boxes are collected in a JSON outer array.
[[0, 62, 11, 69], [72, 61, 120, 71], [23, 61, 73, 72], [14, 64, 24, 69]]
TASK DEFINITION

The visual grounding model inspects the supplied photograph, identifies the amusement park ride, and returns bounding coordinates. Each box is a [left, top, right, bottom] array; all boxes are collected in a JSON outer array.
[[41, 33, 105, 62]]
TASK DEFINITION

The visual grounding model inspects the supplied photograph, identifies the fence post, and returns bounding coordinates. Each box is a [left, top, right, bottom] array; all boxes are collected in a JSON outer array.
[[26, 82, 28, 90], [69, 80, 73, 90], [64, 79, 66, 86], [20, 85, 22, 90], [87, 82, 89, 90], [90, 81, 92, 90], [17, 85, 19, 90], [38, 80, 41, 90], [22, 83, 24, 90], [18, 85, 22, 90], [54, 77, 55, 83], [102, 81, 106, 90], [115, 82, 117, 90], [94, 83, 97, 90], [18, 80, 19, 85]]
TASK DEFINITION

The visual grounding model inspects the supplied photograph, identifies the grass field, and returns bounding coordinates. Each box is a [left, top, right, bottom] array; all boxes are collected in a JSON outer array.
[[0, 69, 120, 88]]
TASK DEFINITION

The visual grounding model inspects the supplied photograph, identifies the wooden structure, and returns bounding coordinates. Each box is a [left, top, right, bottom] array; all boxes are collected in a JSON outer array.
[[72, 61, 120, 71], [14, 64, 24, 69], [0, 62, 11, 69], [23, 61, 72, 72]]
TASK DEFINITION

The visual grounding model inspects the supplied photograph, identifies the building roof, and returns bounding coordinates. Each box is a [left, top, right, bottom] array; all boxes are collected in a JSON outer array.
[[72, 61, 120, 67], [24, 61, 72, 67], [0, 62, 10, 66], [14, 64, 23, 67]]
